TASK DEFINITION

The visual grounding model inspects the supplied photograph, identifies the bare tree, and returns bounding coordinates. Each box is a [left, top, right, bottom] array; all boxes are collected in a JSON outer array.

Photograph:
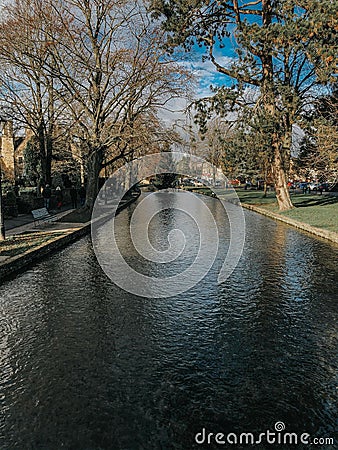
[[297, 89, 338, 185], [32, 0, 190, 210], [0, 0, 67, 185], [0, 0, 190, 208]]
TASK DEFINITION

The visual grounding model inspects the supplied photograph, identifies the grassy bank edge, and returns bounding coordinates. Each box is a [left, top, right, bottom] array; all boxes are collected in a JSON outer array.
[[235, 190, 337, 234]]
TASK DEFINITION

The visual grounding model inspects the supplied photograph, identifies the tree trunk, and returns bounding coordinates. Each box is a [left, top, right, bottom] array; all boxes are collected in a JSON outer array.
[[272, 142, 293, 211], [36, 80, 47, 186], [263, 180, 268, 198], [37, 124, 46, 192], [46, 133, 52, 185], [260, 0, 293, 211], [84, 148, 103, 212], [46, 77, 54, 186]]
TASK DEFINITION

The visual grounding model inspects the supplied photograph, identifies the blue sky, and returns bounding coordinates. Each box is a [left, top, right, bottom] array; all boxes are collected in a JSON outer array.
[[178, 36, 240, 97], [158, 41, 239, 134], [179, 52, 236, 97], [160, 39, 305, 155]]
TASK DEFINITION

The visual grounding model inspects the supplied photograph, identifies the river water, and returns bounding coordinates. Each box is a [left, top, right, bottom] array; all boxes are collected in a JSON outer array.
[[0, 193, 337, 449]]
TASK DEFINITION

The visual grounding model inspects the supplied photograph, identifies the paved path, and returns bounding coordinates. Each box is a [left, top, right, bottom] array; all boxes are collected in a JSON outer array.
[[4, 195, 132, 237], [5, 205, 74, 231], [0, 194, 140, 282], [5, 208, 82, 238]]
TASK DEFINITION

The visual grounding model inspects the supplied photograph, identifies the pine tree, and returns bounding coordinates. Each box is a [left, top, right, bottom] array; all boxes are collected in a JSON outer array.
[[151, 0, 338, 210]]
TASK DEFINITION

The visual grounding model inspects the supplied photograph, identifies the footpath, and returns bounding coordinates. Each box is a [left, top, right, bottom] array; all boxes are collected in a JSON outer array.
[[0, 195, 138, 283]]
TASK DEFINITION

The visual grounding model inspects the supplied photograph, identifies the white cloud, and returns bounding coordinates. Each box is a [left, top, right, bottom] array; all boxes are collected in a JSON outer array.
[[178, 53, 236, 96], [157, 52, 238, 138]]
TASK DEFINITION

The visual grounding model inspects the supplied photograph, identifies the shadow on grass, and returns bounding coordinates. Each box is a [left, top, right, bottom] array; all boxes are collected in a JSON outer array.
[[237, 193, 277, 204], [294, 195, 338, 208], [0, 232, 64, 256]]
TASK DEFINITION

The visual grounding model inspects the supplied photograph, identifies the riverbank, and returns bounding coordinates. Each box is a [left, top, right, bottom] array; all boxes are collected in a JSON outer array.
[[0, 193, 139, 283], [182, 185, 338, 244], [236, 190, 338, 244]]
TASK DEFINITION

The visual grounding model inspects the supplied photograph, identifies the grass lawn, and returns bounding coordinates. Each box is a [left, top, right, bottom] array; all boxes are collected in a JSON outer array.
[[0, 231, 67, 258], [236, 189, 338, 234]]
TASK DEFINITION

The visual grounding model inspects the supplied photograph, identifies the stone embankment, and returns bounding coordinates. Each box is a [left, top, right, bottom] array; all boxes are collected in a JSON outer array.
[[205, 189, 337, 245], [241, 203, 338, 245]]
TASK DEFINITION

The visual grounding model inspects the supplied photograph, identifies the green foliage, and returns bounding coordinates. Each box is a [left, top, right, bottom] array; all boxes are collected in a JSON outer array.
[[4, 190, 18, 218], [213, 113, 274, 180], [152, 0, 337, 136], [153, 173, 178, 188], [23, 137, 41, 185], [5, 190, 17, 206], [151, 0, 337, 209]]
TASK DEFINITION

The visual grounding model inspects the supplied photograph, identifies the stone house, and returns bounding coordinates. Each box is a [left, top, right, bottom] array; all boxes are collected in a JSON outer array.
[[0, 120, 32, 183]]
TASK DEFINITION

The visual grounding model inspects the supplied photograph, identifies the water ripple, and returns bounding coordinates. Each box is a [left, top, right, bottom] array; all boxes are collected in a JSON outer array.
[[0, 195, 337, 449]]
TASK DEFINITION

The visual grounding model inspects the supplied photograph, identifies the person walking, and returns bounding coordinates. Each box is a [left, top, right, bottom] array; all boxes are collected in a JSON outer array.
[[42, 184, 52, 210], [56, 186, 63, 210]]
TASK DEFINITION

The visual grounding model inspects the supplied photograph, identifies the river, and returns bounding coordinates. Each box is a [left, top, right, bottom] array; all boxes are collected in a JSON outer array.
[[0, 193, 337, 449]]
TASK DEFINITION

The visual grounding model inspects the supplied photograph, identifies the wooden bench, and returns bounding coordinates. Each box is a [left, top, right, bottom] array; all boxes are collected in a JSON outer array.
[[31, 207, 58, 226]]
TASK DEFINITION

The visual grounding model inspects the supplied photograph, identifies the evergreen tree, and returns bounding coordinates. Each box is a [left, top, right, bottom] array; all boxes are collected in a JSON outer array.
[[23, 137, 41, 186], [151, 0, 338, 210]]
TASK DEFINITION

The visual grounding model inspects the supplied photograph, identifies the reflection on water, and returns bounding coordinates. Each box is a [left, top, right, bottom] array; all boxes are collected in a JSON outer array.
[[0, 194, 337, 449]]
